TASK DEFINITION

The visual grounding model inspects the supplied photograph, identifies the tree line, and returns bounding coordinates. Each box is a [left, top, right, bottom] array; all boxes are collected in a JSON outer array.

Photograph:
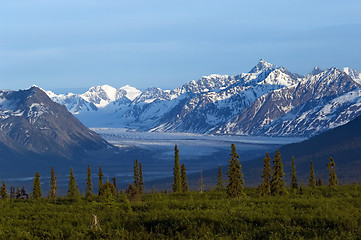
[[0, 160, 145, 202], [0, 143, 338, 200], [171, 144, 339, 198]]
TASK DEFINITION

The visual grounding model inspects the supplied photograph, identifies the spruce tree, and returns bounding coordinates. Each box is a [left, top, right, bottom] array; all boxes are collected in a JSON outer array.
[[291, 156, 298, 189], [102, 180, 116, 206], [125, 183, 140, 202], [139, 162, 144, 194], [10, 187, 15, 199], [112, 177, 117, 194], [68, 167, 80, 199], [98, 165, 104, 196], [226, 144, 245, 198], [327, 157, 338, 188], [0, 180, 8, 200], [180, 164, 189, 192], [133, 160, 144, 194], [317, 177, 323, 186], [259, 152, 272, 196], [48, 167, 58, 199], [134, 159, 140, 190], [15, 187, 21, 198], [86, 165, 93, 197], [270, 149, 287, 196], [200, 168, 204, 194], [309, 160, 316, 188], [32, 171, 42, 199], [172, 144, 181, 193], [216, 165, 223, 191]]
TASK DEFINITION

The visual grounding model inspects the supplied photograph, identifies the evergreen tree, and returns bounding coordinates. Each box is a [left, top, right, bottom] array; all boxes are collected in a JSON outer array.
[[139, 162, 144, 194], [98, 165, 104, 196], [180, 164, 189, 192], [308, 161, 316, 188], [103, 180, 117, 196], [32, 171, 42, 199], [0, 180, 8, 200], [270, 150, 287, 196], [327, 157, 338, 188], [15, 187, 21, 198], [125, 183, 140, 202], [86, 165, 93, 197], [112, 177, 117, 194], [226, 144, 245, 198], [133, 160, 144, 194], [68, 167, 80, 199], [102, 180, 116, 206], [48, 167, 58, 199], [216, 165, 223, 191], [258, 152, 272, 196], [200, 168, 204, 194], [10, 186, 15, 199], [134, 159, 140, 190], [172, 144, 181, 193], [317, 177, 323, 186], [291, 156, 298, 189]]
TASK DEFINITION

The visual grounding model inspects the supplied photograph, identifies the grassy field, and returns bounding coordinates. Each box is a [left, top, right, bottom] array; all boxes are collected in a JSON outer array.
[[0, 185, 360, 239]]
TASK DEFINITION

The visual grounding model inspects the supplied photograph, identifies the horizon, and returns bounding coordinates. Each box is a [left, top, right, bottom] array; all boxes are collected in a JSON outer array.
[[5, 59, 361, 94]]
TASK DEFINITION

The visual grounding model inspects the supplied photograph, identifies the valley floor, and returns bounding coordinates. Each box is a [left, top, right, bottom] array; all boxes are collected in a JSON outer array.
[[0, 185, 360, 239]]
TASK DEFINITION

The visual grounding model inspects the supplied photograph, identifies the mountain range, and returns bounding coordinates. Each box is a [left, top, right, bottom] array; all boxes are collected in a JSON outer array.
[[47, 60, 361, 137]]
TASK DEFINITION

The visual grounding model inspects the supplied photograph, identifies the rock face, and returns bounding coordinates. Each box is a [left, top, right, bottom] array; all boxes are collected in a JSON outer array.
[[0, 86, 116, 160], [47, 60, 361, 137]]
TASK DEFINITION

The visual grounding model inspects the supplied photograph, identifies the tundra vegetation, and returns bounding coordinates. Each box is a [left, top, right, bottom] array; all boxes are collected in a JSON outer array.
[[0, 145, 360, 239]]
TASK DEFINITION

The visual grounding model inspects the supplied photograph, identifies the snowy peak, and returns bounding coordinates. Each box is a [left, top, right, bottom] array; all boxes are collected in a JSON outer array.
[[134, 87, 169, 104], [1, 86, 62, 126], [249, 59, 277, 74], [245, 61, 300, 88], [308, 66, 323, 76], [255, 68, 299, 87], [80, 85, 117, 108], [1, 86, 49, 113], [47, 84, 142, 113], [176, 74, 236, 94], [344, 67, 361, 84], [118, 85, 142, 101]]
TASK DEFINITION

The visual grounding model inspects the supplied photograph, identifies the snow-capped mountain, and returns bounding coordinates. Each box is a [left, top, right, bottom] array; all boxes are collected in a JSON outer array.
[[48, 84, 141, 114], [43, 59, 361, 137], [215, 68, 361, 136], [0, 86, 116, 160]]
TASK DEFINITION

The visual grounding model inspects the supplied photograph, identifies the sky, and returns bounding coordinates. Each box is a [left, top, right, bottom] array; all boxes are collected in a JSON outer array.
[[1, 0, 361, 93]]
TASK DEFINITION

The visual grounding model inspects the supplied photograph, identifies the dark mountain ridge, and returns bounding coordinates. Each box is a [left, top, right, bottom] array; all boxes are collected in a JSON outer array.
[[0, 86, 118, 161]]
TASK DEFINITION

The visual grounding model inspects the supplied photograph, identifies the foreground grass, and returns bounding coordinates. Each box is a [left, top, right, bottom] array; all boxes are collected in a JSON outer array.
[[0, 185, 360, 239]]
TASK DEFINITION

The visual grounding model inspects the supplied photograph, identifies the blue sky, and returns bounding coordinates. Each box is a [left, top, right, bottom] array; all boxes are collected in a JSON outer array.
[[1, 0, 361, 92]]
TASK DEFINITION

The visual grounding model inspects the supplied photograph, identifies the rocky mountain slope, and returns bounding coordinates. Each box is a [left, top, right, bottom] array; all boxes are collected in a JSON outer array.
[[0, 86, 118, 160], [215, 68, 361, 136], [46, 60, 361, 137]]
